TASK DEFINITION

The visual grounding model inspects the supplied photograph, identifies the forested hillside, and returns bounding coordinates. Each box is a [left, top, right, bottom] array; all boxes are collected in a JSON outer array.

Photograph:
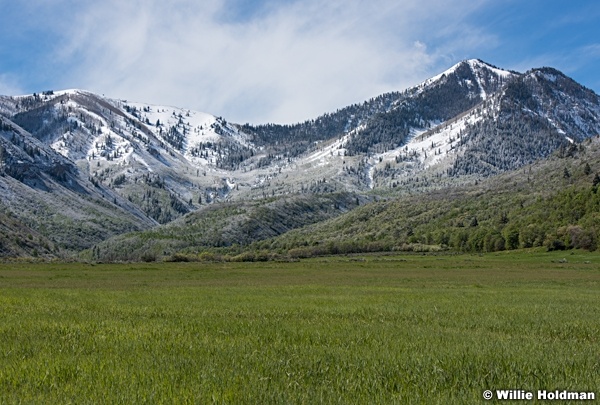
[[83, 192, 369, 262], [238, 91, 401, 162], [253, 138, 600, 257]]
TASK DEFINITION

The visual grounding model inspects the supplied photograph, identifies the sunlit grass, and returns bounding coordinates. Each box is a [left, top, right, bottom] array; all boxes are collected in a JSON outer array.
[[1, 251, 599, 403]]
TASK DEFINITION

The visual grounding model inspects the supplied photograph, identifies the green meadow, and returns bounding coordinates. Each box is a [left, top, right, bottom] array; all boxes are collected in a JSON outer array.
[[0, 251, 599, 404]]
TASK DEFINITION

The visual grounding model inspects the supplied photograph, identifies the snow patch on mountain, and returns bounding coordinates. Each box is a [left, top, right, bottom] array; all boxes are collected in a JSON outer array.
[[417, 59, 516, 100], [113, 101, 255, 170], [406, 113, 482, 168], [303, 134, 350, 167]]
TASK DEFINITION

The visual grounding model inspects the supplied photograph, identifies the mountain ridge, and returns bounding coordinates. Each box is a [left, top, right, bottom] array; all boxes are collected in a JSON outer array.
[[1, 59, 599, 259]]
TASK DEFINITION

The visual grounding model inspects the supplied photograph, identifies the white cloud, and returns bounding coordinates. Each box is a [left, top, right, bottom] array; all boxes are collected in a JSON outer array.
[[0, 74, 24, 96], [579, 43, 600, 59], [49, 0, 489, 124]]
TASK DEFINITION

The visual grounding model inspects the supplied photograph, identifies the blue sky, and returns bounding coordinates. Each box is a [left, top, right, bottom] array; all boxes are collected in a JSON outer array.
[[0, 0, 598, 124]]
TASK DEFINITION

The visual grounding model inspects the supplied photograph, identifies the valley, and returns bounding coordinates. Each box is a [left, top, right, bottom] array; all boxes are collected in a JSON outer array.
[[1, 252, 598, 403]]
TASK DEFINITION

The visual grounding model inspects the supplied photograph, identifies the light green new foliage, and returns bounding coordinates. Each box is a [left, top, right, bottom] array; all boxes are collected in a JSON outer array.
[[0, 252, 599, 403]]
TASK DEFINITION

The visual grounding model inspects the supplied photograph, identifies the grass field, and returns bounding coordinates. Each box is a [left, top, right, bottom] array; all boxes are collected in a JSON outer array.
[[0, 251, 599, 403]]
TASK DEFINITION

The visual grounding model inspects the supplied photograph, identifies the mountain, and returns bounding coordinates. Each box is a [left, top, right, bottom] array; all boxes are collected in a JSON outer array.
[[0, 59, 599, 258], [251, 135, 600, 257], [240, 59, 600, 192], [88, 135, 600, 261]]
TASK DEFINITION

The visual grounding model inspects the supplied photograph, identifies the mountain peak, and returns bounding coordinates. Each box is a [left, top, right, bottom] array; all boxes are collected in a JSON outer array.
[[415, 58, 517, 101], [462, 58, 517, 78], [420, 59, 507, 85]]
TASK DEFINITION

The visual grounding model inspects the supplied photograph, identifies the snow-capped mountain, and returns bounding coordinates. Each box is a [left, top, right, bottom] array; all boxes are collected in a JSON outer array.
[[242, 59, 599, 190], [1, 59, 599, 256]]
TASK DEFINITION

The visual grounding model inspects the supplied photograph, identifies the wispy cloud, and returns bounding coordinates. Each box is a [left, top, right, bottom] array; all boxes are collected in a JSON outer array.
[[0, 74, 23, 96], [579, 43, 600, 59], [14, 0, 491, 123], [506, 42, 600, 82]]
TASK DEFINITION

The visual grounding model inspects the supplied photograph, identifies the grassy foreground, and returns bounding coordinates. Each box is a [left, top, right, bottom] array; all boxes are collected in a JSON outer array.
[[0, 251, 599, 404]]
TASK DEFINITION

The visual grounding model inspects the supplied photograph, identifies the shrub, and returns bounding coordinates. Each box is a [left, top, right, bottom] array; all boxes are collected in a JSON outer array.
[[140, 252, 157, 262], [166, 253, 193, 262], [198, 251, 221, 262], [545, 239, 566, 251], [288, 248, 314, 259], [560, 225, 597, 250]]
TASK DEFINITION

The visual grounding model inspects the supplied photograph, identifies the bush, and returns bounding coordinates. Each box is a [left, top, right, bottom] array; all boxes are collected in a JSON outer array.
[[557, 225, 597, 250], [230, 251, 257, 262], [503, 227, 520, 250], [166, 253, 194, 262], [140, 252, 157, 262], [288, 248, 314, 259], [198, 251, 222, 262], [545, 239, 566, 251]]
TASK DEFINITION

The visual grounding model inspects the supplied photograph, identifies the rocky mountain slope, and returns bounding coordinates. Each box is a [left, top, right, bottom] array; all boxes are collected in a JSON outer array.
[[89, 136, 600, 261], [0, 59, 599, 258], [256, 137, 600, 257]]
